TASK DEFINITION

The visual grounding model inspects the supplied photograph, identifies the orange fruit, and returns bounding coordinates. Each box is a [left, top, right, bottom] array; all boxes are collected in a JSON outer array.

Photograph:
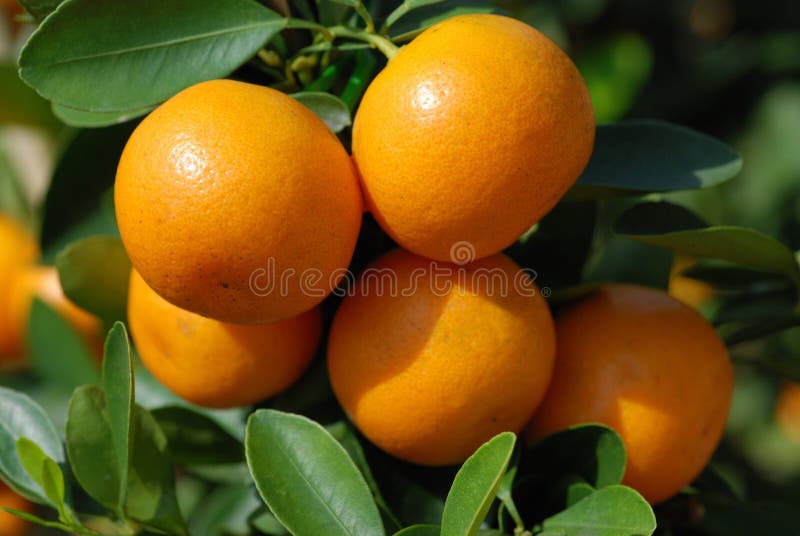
[[2, 266, 102, 363], [0, 482, 33, 536], [526, 284, 733, 504], [128, 269, 321, 408], [115, 79, 363, 324], [0, 215, 39, 360], [352, 14, 595, 262], [775, 381, 800, 443], [327, 248, 555, 465], [668, 256, 714, 308]]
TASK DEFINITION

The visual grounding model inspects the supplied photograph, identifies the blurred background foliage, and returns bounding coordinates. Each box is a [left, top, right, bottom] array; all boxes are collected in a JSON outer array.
[[2, 0, 800, 533]]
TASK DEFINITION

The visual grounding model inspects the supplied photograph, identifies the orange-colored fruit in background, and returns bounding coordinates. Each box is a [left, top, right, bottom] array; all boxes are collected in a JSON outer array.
[[0, 482, 33, 536], [775, 381, 800, 443], [353, 14, 595, 262], [526, 284, 733, 504], [0, 215, 39, 360], [3, 266, 102, 361], [115, 79, 363, 325], [328, 248, 556, 465], [128, 270, 321, 408], [669, 256, 714, 308]]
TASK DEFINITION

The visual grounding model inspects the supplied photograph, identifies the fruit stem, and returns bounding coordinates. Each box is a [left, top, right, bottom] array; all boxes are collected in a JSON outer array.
[[328, 25, 400, 60]]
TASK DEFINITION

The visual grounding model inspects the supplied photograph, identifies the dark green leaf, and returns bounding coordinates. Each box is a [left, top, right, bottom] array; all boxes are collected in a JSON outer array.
[[102, 323, 134, 512], [56, 236, 131, 321], [245, 409, 384, 536], [0, 507, 72, 531], [0, 387, 64, 505], [18, 0, 63, 20], [188, 483, 261, 536], [126, 404, 187, 535], [701, 498, 800, 535], [0, 63, 57, 127], [251, 510, 290, 535], [538, 486, 656, 536], [389, 1, 500, 42], [441, 432, 516, 536], [41, 123, 134, 249], [52, 103, 152, 128], [565, 482, 594, 507], [614, 201, 800, 292], [525, 424, 626, 489], [586, 237, 673, 289], [383, 0, 445, 29], [291, 92, 351, 133], [152, 406, 244, 465], [393, 525, 440, 536], [573, 120, 742, 197], [19, 0, 286, 112], [28, 299, 99, 391]]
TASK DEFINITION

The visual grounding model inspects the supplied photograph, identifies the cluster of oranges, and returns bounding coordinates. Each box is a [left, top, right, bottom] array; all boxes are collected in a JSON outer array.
[[111, 14, 738, 505], [0, 14, 753, 518]]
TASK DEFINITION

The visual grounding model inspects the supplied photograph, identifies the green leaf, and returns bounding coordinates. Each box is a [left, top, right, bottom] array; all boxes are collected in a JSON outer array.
[[495, 447, 523, 532], [251, 509, 290, 535], [0, 387, 64, 505], [538, 486, 656, 536], [66, 385, 121, 509], [188, 483, 262, 536], [614, 201, 800, 292], [291, 92, 352, 133], [18, 0, 64, 20], [327, 421, 401, 532], [383, 0, 445, 29], [18, 0, 286, 112], [441, 432, 516, 536], [245, 409, 384, 536], [126, 404, 188, 535], [0, 64, 57, 127], [573, 120, 742, 197], [151, 406, 243, 465], [394, 525, 440, 536], [16, 438, 64, 507], [389, 1, 501, 42], [0, 507, 72, 531], [41, 123, 134, 250], [56, 236, 132, 321], [526, 424, 626, 489], [565, 482, 595, 507], [27, 299, 99, 391], [102, 323, 135, 512], [52, 103, 152, 128], [66, 386, 187, 534]]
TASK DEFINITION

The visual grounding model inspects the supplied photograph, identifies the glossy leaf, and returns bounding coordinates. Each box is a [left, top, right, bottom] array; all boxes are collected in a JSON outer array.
[[188, 483, 262, 536], [538, 486, 656, 536], [0, 387, 64, 505], [52, 103, 152, 128], [383, 0, 445, 29], [56, 236, 132, 321], [152, 406, 244, 465], [102, 323, 135, 511], [27, 299, 99, 392], [18, 0, 63, 20], [614, 201, 800, 291], [292, 92, 352, 133], [245, 409, 384, 536], [394, 525, 440, 536], [441, 432, 516, 536], [389, 1, 500, 42], [19, 0, 286, 112], [573, 120, 741, 197], [526, 424, 626, 489]]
